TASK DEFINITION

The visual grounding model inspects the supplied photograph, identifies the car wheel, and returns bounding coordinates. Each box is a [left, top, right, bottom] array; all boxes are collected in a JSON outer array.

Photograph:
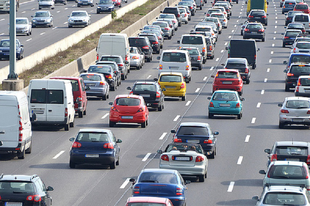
[[208, 150, 215, 159], [208, 112, 213, 119], [77, 3, 80, 6], [282, 43, 285, 48], [198, 65, 202, 70], [116, 157, 119, 165], [83, 109, 87, 115], [168, 35, 172, 40], [199, 175, 205, 182], [282, 11, 284, 14], [121, 74, 125, 80], [285, 84, 290, 91], [97, 10, 100, 14], [237, 113, 242, 119], [185, 21, 188, 24], [69, 160, 75, 168], [78, 111, 83, 118], [18, 149, 25, 159], [110, 161, 116, 169], [203, 57, 206, 64], [158, 104, 163, 111], [262, 37, 265, 42], [252, 64, 256, 69], [279, 122, 285, 129], [141, 121, 147, 128], [109, 120, 115, 127], [70, 119, 74, 127], [65, 123, 69, 131], [102, 94, 107, 100], [182, 96, 186, 101], [246, 79, 250, 84], [25, 140, 32, 154]]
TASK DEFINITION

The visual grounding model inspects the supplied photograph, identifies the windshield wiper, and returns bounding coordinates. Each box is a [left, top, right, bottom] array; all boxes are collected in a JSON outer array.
[[140, 180, 158, 183]]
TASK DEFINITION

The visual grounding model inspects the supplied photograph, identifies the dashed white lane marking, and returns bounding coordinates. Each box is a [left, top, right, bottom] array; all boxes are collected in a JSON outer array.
[[203, 77, 207, 81], [0, 33, 4, 36], [237, 20, 239, 23], [271, 51, 274, 54], [234, 24, 237, 27], [224, 42, 228, 45], [173, 115, 180, 121], [269, 59, 272, 63], [237, 156, 243, 165], [120, 178, 130, 189], [22, 11, 26, 13], [239, 12, 242, 14], [232, 30, 234, 32], [264, 78, 268, 82], [267, 68, 270, 72], [147, 75, 151, 79], [251, 118, 256, 124], [257, 102, 261, 108], [275, 13, 277, 15], [216, 58, 219, 61], [159, 132, 167, 140], [185, 101, 191, 106], [227, 182, 235, 192], [275, 21, 278, 24], [276, 16, 278, 19], [261, 90, 265, 94], [31, 8, 35, 10], [40, 32, 45, 35], [64, 22, 68, 25], [245, 135, 250, 142], [142, 153, 151, 161], [26, 38, 32, 42], [273, 37, 276, 40], [272, 44, 275, 47], [228, 36, 231, 39], [274, 31, 276, 34], [101, 113, 109, 119], [195, 88, 200, 93], [65, 7, 68, 10], [210, 66, 214, 70], [0, 19, 5, 22], [221, 50, 224, 53], [275, 9, 277, 11], [275, 26, 277, 29], [57, 10, 60, 13], [53, 150, 65, 159]]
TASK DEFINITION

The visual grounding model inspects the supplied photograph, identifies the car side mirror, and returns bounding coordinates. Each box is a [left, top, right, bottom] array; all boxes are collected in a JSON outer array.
[[259, 170, 266, 175], [96, 2, 98, 4], [156, 17, 158, 19], [127, 87, 132, 90], [257, 48, 260, 51], [211, 75, 215, 78], [69, 137, 75, 142], [252, 196, 259, 201], [162, 88, 166, 91], [284, 26, 287, 29], [157, 149, 163, 154], [20, 44, 24, 47], [157, 56, 160, 60], [278, 103, 283, 107], [207, 97, 211, 100], [154, 78, 158, 81], [46, 186, 54, 191], [160, 11, 162, 13], [185, 180, 191, 185], [264, 148, 271, 154], [221, 63, 225, 66], [129, 178, 136, 183], [177, 40, 180, 43], [125, 61, 129, 64], [241, 98, 245, 101], [214, 131, 219, 135], [116, 139, 122, 143], [0, 141, 2, 146], [283, 61, 287, 64], [171, 129, 176, 133], [31, 15, 33, 17], [225, 46, 228, 50], [109, 102, 113, 105]]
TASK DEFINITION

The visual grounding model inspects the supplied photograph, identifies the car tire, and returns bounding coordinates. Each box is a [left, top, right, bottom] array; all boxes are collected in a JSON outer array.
[[198, 65, 202, 70], [203, 57, 206, 64], [285, 84, 290, 91], [182, 96, 186, 101], [109, 121, 116, 127], [198, 175, 205, 182], [121, 74, 125, 80], [208, 150, 215, 159], [252, 64, 256, 69], [18, 149, 25, 159], [110, 161, 116, 169], [158, 104, 163, 111], [83, 109, 87, 115], [25, 140, 32, 154], [65, 123, 69, 131], [185, 21, 188, 24], [282, 43, 285, 48], [69, 160, 75, 168], [237, 113, 242, 119], [210, 55, 214, 59], [70, 119, 74, 127], [200, 6, 202, 10], [78, 111, 83, 118], [141, 121, 147, 128], [282, 11, 284, 14], [77, 3, 80, 7], [262, 37, 265, 42], [102, 94, 107, 100], [279, 122, 285, 129], [246, 79, 250, 84], [208, 112, 213, 119]]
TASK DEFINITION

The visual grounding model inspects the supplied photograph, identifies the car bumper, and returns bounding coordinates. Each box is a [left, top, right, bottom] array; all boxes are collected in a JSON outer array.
[[70, 152, 116, 165], [33, 22, 52, 26], [69, 22, 88, 26], [163, 90, 186, 97], [86, 88, 108, 97], [130, 60, 141, 67], [159, 164, 206, 176], [97, 7, 114, 12], [132, 195, 185, 206], [209, 107, 242, 115], [279, 115, 310, 125], [213, 86, 243, 93], [110, 113, 147, 123], [31, 118, 68, 126], [16, 30, 30, 35], [243, 33, 264, 39]]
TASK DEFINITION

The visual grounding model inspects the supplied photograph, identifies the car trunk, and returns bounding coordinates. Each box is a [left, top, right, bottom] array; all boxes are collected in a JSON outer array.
[[137, 183, 175, 196]]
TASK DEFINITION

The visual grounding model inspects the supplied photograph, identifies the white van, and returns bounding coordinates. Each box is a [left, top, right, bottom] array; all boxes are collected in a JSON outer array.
[[0, 91, 32, 159], [157, 49, 192, 83], [178, 34, 207, 63], [28, 79, 75, 131], [292, 13, 310, 33], [96, 33, 130, 69]]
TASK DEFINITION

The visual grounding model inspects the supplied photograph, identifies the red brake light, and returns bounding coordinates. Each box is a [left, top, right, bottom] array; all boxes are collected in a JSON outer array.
[[159, 64, 163, 70], [125, 55, 129, 61], [137, 107, 144, 112], [245, 68, 249, 73], [129, 91, 133, 95], [195, 156, 204, 162], [262, 15, 266, 18], [161, 154, 169, 161], [307, 155, 310, 164], [174, 138, 182, 143], [176, 188, 182, 196], [178, 14, 180, 17], [103, 143, 114, 149], [270, 154, 277, 161], [204, 139, 212, 144], [96, 54, 99, 61], [26, 195, 41, 202], [118, 63, 124, 67], [209, 102, 214, 107], [202, 47, 206, 53], [156, 92, 160, 98], [287, 73, 294, 76], [19, 120, 23, 141], [281, 109, 289, 113], [132, 55, 139, 59], [267, 165, 274, 178], [105, 74, 112, 79], [249, 15, 253, 18], [142, 46, 149, 49], [197, 55, 201, 61], [236, 103, 240, 108], [72, 142, 82, 148], [133, 186, 140, 194], [152, 41, 159, 44], [186, 65, 190, 70], [284, 36, 289, 39], [258, 29, 264, 32], [65, 108, 68, 117], [180, 83, 185, 88], [111, 106, 119, 112], [164, 28, 169, 31], [99, 81, 105, 86], [307, 110, 310, 114], [244, 28, 249, 32]]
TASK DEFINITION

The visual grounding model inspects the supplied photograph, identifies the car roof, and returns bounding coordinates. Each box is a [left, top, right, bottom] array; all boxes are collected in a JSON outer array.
[[271, 160, 307, 166], [134, 81, 157, 85], [80, 72, 104, 77], [141, 168, 178, 174], [275, 141, 310, 147], [159, 72, 183, 76], [115, 94, 142, 99], [78, 128, 111, 133], [227, 58, 247, 63], [179, 122, 210, 127], [285, 96, 310, 101], [51, 76, 82, 80], [0, 174, 38, 182], [162, 49, 188, 53], [127, 197, 169, 204], [217, 69, 240, 73], [265, 185, 306, 193]]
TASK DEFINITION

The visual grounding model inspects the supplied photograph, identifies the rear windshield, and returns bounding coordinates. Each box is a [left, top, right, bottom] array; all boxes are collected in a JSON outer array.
[[229, 40, 256, 54], [286, 100, 310, 108], [251, 11, 265, 15], [288, 11, 302, 17], [81, 74, 102, 81], [153, 22, 167, 28], [288, 24, 304, 29], [285, 1, 296, 6], [290, 56, 310, 64], [195, 27, 211, 32], [76, 132, 109, 142], [296, 4, 308, 9], [116, 97, 140, 106], [263, 192, 306, 205], [129, 38, 147, 47], [268, 165, 307, 179], [296, 42, 310, 49], [275, 146, 308, 156], [138, 172, 178, 184], [217, 71, 238, 78], [163, 8, 178, 14], [160, 75, 182, 82], [162, 52, 186, 62], [88, 65, 112, 73], [30, 90, 63, 104], [299, 77, 310, 86], [100, 57, 121, 63], [133, 84, 156, 92], [181, 49, 199, 55], [139, 35, 156, 41], [177, 126, 209, 136], [0, 181, 35, 193], [294, 15, 309, 22], [213, 92, 237, 101], [181, 36, 203, 44], [286, 31, 301, 37]]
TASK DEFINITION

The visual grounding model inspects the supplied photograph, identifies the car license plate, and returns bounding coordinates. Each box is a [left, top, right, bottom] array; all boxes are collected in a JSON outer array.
[[255, 17, 260, 19], [285, 158, 299, 161], [5, 203, 23, 206], [86, 83, 95, 86], [220, 103, 230, 107], [187, 140, 199, 143], [122, 116, 133, 119], [85, 154, 99, 158], [165, 86, 176, 89], [169, 66, 179, 69], [251, 32, 257, 34], [141, 94, 150, 97], [222, 81, 232, 84], [174, 156, 191, 161], [305, 89, 310, 93], [292, 118, 304, 122]]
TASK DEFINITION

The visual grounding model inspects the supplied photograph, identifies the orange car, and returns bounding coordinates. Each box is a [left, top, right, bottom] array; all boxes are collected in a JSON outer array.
[[109, 95, 149, 128]]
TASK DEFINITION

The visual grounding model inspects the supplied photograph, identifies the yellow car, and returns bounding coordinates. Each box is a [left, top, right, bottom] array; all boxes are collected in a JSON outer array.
[[157, 72, 186, 101]]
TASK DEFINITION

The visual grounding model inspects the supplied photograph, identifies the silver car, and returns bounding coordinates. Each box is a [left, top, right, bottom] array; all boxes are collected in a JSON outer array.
[[152, 21, 173, 40], [68, 11, 91, 28], [158, 143, 208, 182], [278, 96, 310, 128], [179, 7, 189, 24], [16, 17, 32, 36], [291, 41, 310, 53], [202, 17, 222, 34], [157, 13, 179, 30], [31, 11, 53, 28], [129, 47, 145, 70], [80, 73, 109, 100], [38, 0, 55, 10], [252, 185, 310, 206], [210, 13, 228, 28]]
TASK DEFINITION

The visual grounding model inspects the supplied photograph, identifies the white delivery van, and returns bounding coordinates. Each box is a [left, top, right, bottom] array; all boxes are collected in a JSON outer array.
[[157, 49, 192, 83], [28, 79, 75, 131], [96, 33, 130, 70], [0, 91, 32, 159]]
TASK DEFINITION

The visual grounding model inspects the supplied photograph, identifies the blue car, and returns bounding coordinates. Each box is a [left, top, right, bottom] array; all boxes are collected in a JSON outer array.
[[208, 90, 244, 119], [96, 0, 114, 13], [0, 39, 24, 60], [130, 168, 189, 206], [69, 128, 122, 169]]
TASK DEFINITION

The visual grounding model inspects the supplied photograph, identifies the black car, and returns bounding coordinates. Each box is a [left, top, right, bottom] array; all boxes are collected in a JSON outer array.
[[96, 61, 122, 88], [180, 47, 203, 70], [284, 63, 310, 91], [286, 22, 306, 33], [69, 128, 122, 169], [138, 33, 160, 54], [243, 22, 265, 42], [264, 141, 310, 167], [0, 174, 53, 206], [285, 11, 303, 26], [247, 9, 268, 25], [99, 55, 129, 80], [87, 64, 119, 91], [171, 122, 219, 158], [222, 57, 251, 84], [127, 81, 165, 111], [282, 29, 302, 47], [162, 7, 182, 25], [128, 37, 153, 62]]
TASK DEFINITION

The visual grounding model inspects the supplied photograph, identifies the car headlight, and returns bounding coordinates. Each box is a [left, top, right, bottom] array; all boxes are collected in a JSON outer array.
[[46, 19, 51, 22], [68, 18, 74, 22], [32, 19, 36, 22]]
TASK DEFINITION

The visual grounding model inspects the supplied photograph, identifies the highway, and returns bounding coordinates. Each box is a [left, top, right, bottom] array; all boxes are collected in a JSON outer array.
[[1, 0, 306, 205]]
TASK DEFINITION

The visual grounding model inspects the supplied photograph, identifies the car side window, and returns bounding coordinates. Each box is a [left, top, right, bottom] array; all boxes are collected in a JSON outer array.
[[80, 79, 85, 91], [34, 179, 45, 192]]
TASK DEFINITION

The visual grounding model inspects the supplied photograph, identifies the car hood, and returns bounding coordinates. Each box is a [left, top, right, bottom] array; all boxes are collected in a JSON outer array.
[[33, 17, 52, 21], [69, 16, 88, 20], [98, 3, 114, 6]]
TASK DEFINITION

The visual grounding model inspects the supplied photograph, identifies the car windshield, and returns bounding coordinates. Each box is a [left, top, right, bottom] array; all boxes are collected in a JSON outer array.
[[211, 13, 224, 18], [162, 52, 186, 62], [16, 19, 27, 24], [300, 77, 310, 86], [296, 42, 310, 49], [213, 92, 238, 101], [116, 97, 140, 106], [88, 66, 112, 73], [97, 63, 116, 71], [138, 172, 178, 184], [269, 165, 307, 179], [133, 84, 156, 92], [195, 27, 211, 32], [275, 146, 308, 156], [81, 74, 102, 81], [290, 65, 310, 73], [286, 100, 310, 109], [182, 49, 199, 55], [100, 57, 121, 63], [288, 11, 302, 17], [217, 71, 238, 78], [0, 181, 35, 194], [166, 144, 203, 153], [100, 0, 112, 3], [160, 75, 182, 82], [127, 204, 166, 206], [263, 192, 306, 205], [152, 22, 167, 28], [177, 126, 209, 136], [76, 132, 109, 142], [294, 15, 309, 22], [181, 36, 203, 44], [35, 12, 49, 17], [71, 12, 87, 17], [0, 40, 10, 47]]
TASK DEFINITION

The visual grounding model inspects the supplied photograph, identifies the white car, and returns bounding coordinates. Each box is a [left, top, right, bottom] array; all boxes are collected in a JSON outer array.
[[16, 17, 32, 36], [210, 13, 228, 28], [158, 143, 208, 182], [291, 41, 310, 53], [38, 0, 55, 10], [295, 76, 310, 96], [194, 25, 217, 42], [157, 13, 179, 30], [179, 7, 189, 24], [68, 11, 91, 28]]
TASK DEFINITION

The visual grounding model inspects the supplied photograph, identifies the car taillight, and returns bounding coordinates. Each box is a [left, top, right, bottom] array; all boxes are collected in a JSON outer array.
[[178, 14, 180, 17], [283, 5, 286, 8], [161, 154, 169, 161], [174, 138, 182, 143], [245, 68, 249, 73], [103, 143, 114, 149], [72, 142, 82, 148], [152, 41, 159, 44], [76, 96, 82, 103], [132, 55, 139, 59], [176, 188, 182, 196], [236, 103, 240, 108], [244, 28, 249, 32], [65, 108, 68, 117], [129, 91, 133, 95], [26, 195, 41, 202], [281, 109, 289, 113], [125, 55, 129, 61], [209, 45, 212, 50], [118, 63, 124, 67], [287, 73, 294, 76], [137, 107, 144, 112], [99, 81, 105, 86], [195, 156, 204, 162], [19, 119, 23, 141], [96, 53, 99, 61], [249, 15, 253, 18], [207, 14, 210, 16], [186, 65, 190, 70], [303, 29, 306, 33], [197, 55, 201, 61], [209, 102, 214, 107], [105, 74, 112, 79], [156, 92, 160, 98], [262, 15, 266, 18], [267, 165, 274, 178], [204, 139, 212, 144], [159, 64, 163, 70], [190, 6, 193, 9], [164, 27, 169, 31], [111, 106, 119, 112], [254, 54, 256, 60], [270, 154, 277, 162], [284, 36, 289, 39], [258, 29, 264, 32], [184, 13, 187, 17], [202, 47, 206, 53], [293, 48, 296, 53], [307, 110, 310, 114], [307, 155, 310, 164], [296, 86, 299, 92], [142, 46, 149, 50], [297, 79, 301, 86], [133, 186, 140, 194], [180, 83, 185, 88]]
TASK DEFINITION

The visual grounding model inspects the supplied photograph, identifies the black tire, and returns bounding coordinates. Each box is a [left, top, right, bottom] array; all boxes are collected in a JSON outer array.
[[70, 119, 74, 127], [208, 150, 215, 159], [262, 37, 265, 42], [18, 149, 25, 159], [252, 64, 256, 69], [198, 65, 202, 70], [285, 84, 290, 91], [237, 113, 242, 119], [69, 160, 75, 168], [182, 96, 186, 101], [210, 55, 214, 59], [25, 141, 32, 154], [110, 161, 116, 169], [158, 104, 163, 111], [83, 109, 86, 115], [199, 175, 205, 182], [109, 121, 115, 127], [97, 10, 100, 14], [102, 94, 107, 100], [279, 122, 285, 129], [116, 157, 119, 165], [141, 121, 146, 128], [208, 112, 213, 119], [168, 35, 172, 40], [246, 79, 250, 84], [203, 58, 206, 64], [282, 43, 285, 48], [65, 124, 69, 131], [78, 111, 83, 118]]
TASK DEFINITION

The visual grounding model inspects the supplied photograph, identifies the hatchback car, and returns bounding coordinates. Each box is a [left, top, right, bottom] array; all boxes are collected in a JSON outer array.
[[140, 29, 164, 49], [95, 61, 122, 88], [171, 122, 219, 158], [212, 69, 244, 95], [87, 64, 119, 91], [157, 72, 187, 101], [128, 81, 165, 111], [294, 2, 310, 13], [99, 55, 129, 80], [291, 41, 310, 53], [152, 21, 173, 39], [68, 11, 91, 28], [0, 174, 53, 206], [38, 0, 54, 9], [126, 197, 173, 206], [31, 10, 53, 28], [295, 75, 310, 96], [283, 29, 302, 47], [210, 13, 227, 28], [177, 1, 195, 16], [77, 0, 94, 7], [278, 96, 310, 128], [248, 9, 268, 25], [157, 13, 179, 31], [205, 36, 215, 59], [130, 168, 188, 206], [80, 73, 109, 100], [179, 7, 189, 24], [16, 17, 32, 36], [69, 128, 122, 169], [222, 58, 251, 84], [202, 17, 222, 34], [129, 47, 145, 70], [208, 90, 244, 119], [264, 141, 310, 167], [96, 0, 114, 13], [138, 32, 160, 54], [284, 63, 310, 91], [0, 39, 24, 60], [287, 22, 306, 33], [243, 22, 265, 42], [128, 37, 153, 62], [180, 47, 203, 70], [283, 0, 297, 14], [109, 95, 149, 128], [158, 142, 208, 182], [285, 11, 303, 26]]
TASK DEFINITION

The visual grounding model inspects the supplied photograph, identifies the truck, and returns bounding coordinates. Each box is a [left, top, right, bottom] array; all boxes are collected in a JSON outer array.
[[246, 0, 267, 15], [0, 0, 19, 13]]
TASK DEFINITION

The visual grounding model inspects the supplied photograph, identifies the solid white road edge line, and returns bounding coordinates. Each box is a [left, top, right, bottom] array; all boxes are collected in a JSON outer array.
[[159, 132, 167, 140], [53, 150, 65, 159], [227, 182, 235, 192], [142, 153, 151, 161]]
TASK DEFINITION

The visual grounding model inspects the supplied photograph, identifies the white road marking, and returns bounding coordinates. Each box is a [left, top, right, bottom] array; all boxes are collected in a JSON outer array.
[[272, 44, 275, 47], [245, 135, 250, 142], [271, 51, 273, 54], [239, 12, 242, 14], [195, 88, 200, 93], [275, 9, 277, 12], [276, 16, 278, 19], [40, 32, 45, 35], [0, 19, 4, 22], [275, 13, 277, 15], [228, 36, 231, 39], [0, 33, 4, 36], [31, 8, 35, 10], [274, 31, 276, 34], [210, 66, 214, 70], [26, 38, 32, 42], [251, 118, 256, 124], [257, 102, 261, 108], [237, 156, 243, 165], [173, 115, 180, 121], [101, 113, 109, 119], [275, 21, 278, 24], [227, 182, 235, 192], [261, 90, 265, 94], [22, 11, 26, 13], [275, 26, 277, 29], [53, 150, 65, 159], [232, 30, 234, 33], [186, 101, 191, 106], [52, 27, 57, 30], [221, 50, 224, 53], [159, 132, 167, 140], [147, 75, 151, 79], [64, 22, 68, 25], [142, 153, 151, 161], [120, 178, 130, 189], [224, 42, 228, 45], [65, 7, 68, 10], [269, 59, 272, 63], [57, 11, 60, 13], [216, 58, 219, 61], [237, 20, 239, 23], [267, 68, 270, 72], [203, 77, 207, 81], [234, 24, 237, 27], [273, 37, 276, 40], [264, 78, 268, 82]]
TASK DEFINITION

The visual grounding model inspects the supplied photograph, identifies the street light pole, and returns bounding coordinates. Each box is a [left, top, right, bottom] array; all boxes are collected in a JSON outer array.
[[8, 0, 17, 79]]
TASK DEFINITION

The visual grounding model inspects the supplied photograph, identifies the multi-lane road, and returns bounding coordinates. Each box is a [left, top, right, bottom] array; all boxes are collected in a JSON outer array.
[[1, 0, 307, 205]]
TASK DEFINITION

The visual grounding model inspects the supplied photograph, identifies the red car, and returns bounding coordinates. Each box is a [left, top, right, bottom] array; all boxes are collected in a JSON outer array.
[[109, 95, 149, 128], [294, 3, 310, 14], [126, 197, 173, 206], [212, 69, 244, 95], [50, 76, 88, 118], [112, 0, 122, 7]]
